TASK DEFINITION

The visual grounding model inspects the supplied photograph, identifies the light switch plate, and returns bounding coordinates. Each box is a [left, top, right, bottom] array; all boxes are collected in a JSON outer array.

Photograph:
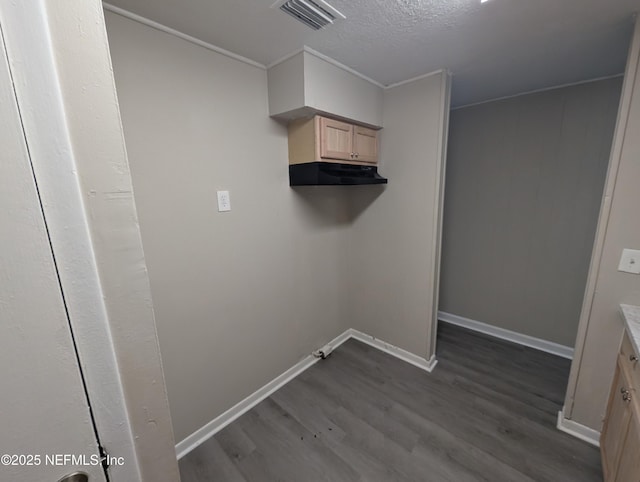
[[618, 249, 640, 274], [217, 190, 231, 212]]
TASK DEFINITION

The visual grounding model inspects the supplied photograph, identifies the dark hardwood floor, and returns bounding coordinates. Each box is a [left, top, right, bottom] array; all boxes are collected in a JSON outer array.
[[179, 323, 602, 481]]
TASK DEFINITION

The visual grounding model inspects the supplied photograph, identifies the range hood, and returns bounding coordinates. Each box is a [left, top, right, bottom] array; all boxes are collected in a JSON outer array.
[[290, 162, 388, 186]]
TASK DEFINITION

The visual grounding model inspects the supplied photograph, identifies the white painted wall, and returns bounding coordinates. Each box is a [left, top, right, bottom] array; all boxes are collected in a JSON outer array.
[[347, 71, 451, 361], [565, 18, 640, 431]]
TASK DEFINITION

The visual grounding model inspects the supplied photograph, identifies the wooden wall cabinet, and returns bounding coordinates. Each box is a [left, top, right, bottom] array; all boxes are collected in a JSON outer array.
[[601, 332, 640, 482], [288, 115, 379, 166]]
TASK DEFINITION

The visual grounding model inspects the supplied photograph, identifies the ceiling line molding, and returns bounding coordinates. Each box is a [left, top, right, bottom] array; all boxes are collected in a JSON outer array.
[[452, 72, 625, 110], [102, 2, 267, 70], [101, 3, 450, 93], [385, 69, 449, 90]]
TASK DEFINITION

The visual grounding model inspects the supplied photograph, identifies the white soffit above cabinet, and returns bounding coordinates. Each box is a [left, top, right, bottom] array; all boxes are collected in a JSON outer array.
[[104, 0, 638, 107]]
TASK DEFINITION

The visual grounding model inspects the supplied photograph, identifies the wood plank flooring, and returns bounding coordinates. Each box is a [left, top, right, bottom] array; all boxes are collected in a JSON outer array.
[[179, 324, 602, 481]]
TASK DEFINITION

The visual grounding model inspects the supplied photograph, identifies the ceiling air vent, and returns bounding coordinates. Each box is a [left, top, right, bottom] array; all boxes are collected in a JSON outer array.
[[273, 0, 345, 30]]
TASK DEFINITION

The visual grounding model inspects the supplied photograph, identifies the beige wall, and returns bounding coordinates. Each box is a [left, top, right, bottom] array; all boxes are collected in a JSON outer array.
[[440, 78, 622, 347], [566, 20, 640, 430], [105, 12, 351, 443], [348, 72, 450, 360], [106, 11, 449, 444]]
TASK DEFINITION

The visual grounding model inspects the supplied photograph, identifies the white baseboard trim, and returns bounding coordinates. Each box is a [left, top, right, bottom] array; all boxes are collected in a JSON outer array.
[[174, 352, 317, 459], [175, 328, 435, 459], [556, 407, 600, 447], [348, 329, 438, 372], [438, 311, 574, 360]]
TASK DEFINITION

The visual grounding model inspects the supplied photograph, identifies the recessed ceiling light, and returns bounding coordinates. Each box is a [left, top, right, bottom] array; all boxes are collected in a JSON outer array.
[[481, 0, 491, 3]]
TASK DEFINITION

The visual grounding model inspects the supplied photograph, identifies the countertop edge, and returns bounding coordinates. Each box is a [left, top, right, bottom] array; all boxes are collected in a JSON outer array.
[[620, 304, 640, 356]]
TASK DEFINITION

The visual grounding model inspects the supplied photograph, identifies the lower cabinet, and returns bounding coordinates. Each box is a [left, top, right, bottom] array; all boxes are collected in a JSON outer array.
[[601, 334, 640, 482], [614, 413, 640, 482]]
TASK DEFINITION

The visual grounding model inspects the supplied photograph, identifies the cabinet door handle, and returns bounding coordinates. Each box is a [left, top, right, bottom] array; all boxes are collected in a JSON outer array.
[[350, 153, 354, 158], [630, 355, 638, 362], [354, 153, 359, 158], [621, 387, 632, 402]]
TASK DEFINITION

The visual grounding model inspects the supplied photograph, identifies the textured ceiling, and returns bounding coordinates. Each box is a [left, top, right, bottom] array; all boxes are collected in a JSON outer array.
[[105, 0, 640, 106]]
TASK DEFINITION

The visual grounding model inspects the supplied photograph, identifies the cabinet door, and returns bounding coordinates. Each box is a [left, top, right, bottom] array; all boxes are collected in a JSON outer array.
[[601, 362, 633, 481], [615, 412, 640, 482], [319, 117, 353, 161], [353, 125, 378, 164], [621, 332, 640, 386]]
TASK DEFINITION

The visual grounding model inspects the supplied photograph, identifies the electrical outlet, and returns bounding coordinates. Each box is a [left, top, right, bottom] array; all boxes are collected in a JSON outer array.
[[217, 190, 231, 212], [618, 249, 640, 274]]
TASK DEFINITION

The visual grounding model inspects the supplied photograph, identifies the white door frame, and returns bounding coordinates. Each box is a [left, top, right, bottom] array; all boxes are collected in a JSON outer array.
[[562, 19, 640, 423], [0, 19, 108, 482], [0, 1, 180, 480]]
